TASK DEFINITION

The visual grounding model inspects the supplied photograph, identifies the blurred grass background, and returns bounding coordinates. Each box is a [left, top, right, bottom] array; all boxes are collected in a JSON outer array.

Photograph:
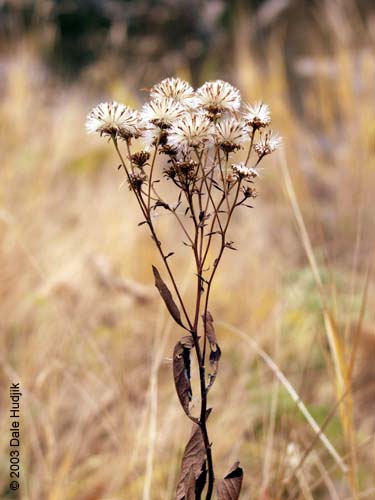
[[0, 1, 374, 499]]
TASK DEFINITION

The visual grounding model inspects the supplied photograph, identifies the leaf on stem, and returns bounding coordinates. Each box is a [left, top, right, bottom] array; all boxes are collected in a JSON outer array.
[[152, 265, 184, 327], [173, 336, 195, 416], [216, 462, 243, 500], [155, 199, 170, 210], [185, 470, 197, 500], [202, 312, 222, 391], [175, 419, 209, 500]]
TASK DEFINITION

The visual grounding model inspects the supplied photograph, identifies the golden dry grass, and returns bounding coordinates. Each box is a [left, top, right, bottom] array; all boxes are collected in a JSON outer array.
[[0, 5, 375, 499]]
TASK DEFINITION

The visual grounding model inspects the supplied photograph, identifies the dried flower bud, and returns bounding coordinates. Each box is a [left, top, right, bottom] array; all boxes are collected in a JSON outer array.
[[163, 164, 178, 180], [242, 186, 258, 199], [128, 172, 147, 191], [225, 171, 237, 184], [175, 159, 198, 180], [159, 145, 178, 156], [131, 151, 150, 168]]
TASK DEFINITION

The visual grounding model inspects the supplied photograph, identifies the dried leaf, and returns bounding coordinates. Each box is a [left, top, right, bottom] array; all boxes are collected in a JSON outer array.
[[155, 199, 170, 210], [152, 266, 183, 327], [202, 312, 222, 391], [216, 462, 243, 500], [185, 470, 196, 500], [175, 418, 209, 500], [173, 336, 195, 416], [202, 311, 216, 346]]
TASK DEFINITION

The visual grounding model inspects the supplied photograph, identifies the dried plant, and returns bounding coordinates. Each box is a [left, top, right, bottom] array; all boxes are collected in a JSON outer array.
[[86, 77, 281, 499]]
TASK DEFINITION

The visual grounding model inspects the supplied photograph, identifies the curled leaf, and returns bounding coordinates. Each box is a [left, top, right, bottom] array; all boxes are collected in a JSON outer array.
[[202, 311, 222, 391], [173, 336, 195, 416], [152, 265, 183, 327], [216, 462, 243, 500]]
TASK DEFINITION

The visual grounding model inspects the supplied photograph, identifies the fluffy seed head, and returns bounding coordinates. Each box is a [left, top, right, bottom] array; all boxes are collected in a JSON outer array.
[[85, 101, 143, 139], [254, 131, 282, 156], [214, 118, 248, 153], [142, 124, 169, 148], [150, 77, 197, 109], [168, 114, 213, 152], [232, 162, 259, 179], [141, 97, 186, 129], [243, 101, 271, 128], [196, 80, 241, 116]]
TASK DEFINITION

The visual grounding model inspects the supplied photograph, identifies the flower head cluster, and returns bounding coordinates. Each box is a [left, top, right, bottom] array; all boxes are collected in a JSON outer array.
[[86, 78, 282, 171]]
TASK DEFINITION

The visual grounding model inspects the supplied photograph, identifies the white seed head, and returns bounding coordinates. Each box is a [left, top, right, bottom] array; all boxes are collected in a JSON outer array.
[[243, 101, 271, 128], [141, 97, 186, 129], [214, 117, 248, 152], [196, 80, 241, 115], [150, 77, 197, 109], [85, 101, 143, 139], [232, 162, 258, 179], [168, 113, 213, 152], [254, 130, 282, 156], [142, 124, 164, 148]]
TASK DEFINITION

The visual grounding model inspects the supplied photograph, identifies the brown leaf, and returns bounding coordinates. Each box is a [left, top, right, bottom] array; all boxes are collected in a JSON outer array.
[[152, 265, 183, 327], [202, 311, 217, 345], [185, 470, 196, 500], [216, 462, 243, 500], [175, 420, 208, 500], [173, 336, 195, 416], [202, 312, 221, 391]]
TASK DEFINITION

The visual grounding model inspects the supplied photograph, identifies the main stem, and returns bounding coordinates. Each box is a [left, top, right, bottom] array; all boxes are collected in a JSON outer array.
[[187, 170, 214, 499], [193, 255, 214, 500]]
